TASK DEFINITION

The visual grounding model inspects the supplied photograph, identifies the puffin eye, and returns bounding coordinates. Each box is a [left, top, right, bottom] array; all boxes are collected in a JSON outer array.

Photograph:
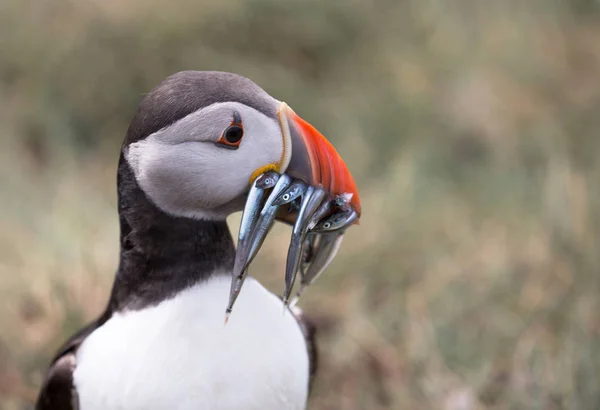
[[224, 125, 244, 143], [216, 112, 244, 149]]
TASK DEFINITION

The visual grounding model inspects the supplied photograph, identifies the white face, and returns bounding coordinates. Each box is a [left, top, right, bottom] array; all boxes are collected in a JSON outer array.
[[125, 101, 290, 220]]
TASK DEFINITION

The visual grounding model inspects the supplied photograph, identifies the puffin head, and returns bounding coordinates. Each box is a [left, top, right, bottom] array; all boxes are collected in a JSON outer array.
[[123, 71, 360, 222], [118, 71, 361, 312]]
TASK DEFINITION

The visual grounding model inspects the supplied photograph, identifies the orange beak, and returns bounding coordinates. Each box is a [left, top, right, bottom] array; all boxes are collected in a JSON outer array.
[[278, 103, 361, 219]]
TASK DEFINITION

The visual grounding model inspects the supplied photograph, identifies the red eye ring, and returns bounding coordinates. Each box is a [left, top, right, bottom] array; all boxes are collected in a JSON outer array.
[[216, 112, 244, 149]]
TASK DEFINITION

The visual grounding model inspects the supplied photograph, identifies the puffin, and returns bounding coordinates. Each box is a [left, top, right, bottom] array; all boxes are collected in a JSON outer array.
[[35, 71, 360, 410]]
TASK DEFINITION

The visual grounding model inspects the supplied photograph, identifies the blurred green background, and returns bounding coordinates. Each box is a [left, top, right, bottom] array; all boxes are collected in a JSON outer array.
[[2, 0, 600, 408]]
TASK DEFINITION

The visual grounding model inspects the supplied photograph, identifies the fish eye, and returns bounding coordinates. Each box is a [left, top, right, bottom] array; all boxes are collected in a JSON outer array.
[[323, 221, 331, 229], [282, 193, 290, 201]]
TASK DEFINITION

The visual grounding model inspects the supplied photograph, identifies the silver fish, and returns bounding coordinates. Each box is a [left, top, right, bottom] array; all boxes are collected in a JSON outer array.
[[244, 174, 292, 266], [307, 199, 334, 231], [272, 180, 307, 206], [255, 172, 280, 190], [299, 233, 319, 277], [289, 232, 344, 307], [235, 172, 279, 266], [225, 171, 283, 319], [228, 174, 292, 311], [311, 209, 358, 233], [282, 186, 327, 305]]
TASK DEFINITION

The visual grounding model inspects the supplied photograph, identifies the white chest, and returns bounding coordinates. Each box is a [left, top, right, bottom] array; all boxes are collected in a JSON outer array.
[[73, 275, 310, 410]]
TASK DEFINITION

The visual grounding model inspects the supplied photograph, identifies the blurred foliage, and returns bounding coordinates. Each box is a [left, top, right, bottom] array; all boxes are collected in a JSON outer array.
[[2, 0, 600, 409]]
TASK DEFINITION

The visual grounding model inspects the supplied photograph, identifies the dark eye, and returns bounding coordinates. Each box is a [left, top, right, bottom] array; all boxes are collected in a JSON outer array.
[[216, 112, 244, 149], [224, 125, 243, 144]]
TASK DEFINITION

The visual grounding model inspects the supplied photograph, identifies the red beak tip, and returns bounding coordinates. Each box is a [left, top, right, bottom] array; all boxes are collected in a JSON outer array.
[[285, 105, 362, 220]]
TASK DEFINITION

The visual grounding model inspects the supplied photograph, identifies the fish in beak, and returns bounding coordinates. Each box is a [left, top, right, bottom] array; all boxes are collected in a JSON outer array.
[[226, 102, 361, 319]]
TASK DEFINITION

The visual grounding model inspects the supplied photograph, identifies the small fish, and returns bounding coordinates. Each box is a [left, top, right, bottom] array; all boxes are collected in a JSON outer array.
[[256, 172, 280, 189], [282, 186, 328, 305], [302, 234, 318, 265], [311, 209, 358, 233], [245, 174, 293, 267], [272, 180, 307, 206], [307, 199, 333, 230], [238, 172, 279, 251], [289, 232, 344, 307], [226, 171, 284, 316], [298, 233, 318, 279]]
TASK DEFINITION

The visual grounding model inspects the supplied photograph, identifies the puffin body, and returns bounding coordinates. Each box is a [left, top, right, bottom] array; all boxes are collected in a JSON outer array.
[[75, 276, 310, 410], [36, 71, 355, 410]]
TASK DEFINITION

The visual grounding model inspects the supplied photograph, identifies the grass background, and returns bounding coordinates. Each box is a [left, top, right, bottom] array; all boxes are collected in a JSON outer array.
[[2, 0, 600, 408]]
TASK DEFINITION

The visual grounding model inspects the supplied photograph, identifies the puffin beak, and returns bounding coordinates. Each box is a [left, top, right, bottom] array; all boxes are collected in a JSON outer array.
[[225, 102, 361, 319], [277, 102, 361, 222]]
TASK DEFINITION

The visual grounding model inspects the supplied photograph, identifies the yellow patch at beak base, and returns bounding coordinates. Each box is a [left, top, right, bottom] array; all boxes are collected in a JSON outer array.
[[249, 164, 278, 185]]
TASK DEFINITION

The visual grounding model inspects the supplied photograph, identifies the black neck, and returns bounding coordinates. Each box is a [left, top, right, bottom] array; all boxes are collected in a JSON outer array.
[[108, 155, 235, 311]]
